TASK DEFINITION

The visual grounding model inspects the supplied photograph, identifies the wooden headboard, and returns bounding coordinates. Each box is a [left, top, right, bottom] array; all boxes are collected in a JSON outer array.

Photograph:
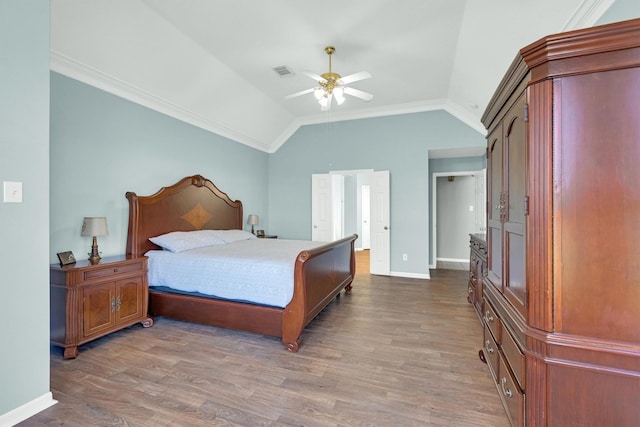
[[126, 175, 243, 257]]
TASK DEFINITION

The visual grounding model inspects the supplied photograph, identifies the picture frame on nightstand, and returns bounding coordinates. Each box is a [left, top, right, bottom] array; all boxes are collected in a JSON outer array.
[[57, 251, 76, 266]]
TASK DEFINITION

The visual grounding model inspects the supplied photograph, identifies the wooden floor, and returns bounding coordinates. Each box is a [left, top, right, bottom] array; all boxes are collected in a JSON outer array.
[[21, 252, 508, 426]]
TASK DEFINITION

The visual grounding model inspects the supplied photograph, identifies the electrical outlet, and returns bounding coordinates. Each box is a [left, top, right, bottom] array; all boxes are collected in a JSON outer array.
[[3, 181, 23, 203], [402, 253, 408, 261]]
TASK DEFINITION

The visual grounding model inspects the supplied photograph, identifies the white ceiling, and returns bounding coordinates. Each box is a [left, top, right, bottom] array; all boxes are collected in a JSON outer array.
[[50, 0, 613, 153]]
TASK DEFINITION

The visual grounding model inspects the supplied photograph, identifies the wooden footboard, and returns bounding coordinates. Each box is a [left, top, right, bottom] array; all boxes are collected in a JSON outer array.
[[282, 234, 357, 352]]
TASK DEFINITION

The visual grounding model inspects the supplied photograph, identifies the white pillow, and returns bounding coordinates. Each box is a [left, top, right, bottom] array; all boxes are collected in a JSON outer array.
[[210, 229, 258, 243], [149, 230, 226, 252]]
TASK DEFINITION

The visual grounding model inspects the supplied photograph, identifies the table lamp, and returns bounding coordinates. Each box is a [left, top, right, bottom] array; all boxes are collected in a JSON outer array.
[[247, 214, 259, 235], [81, 217, 108, 264]]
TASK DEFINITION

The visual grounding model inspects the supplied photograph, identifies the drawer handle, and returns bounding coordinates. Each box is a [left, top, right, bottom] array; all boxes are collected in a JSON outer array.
[[485, 340, 494, 354], [485, 311, 494, 323], [113, 268, 119, 273], [501, 377, 513, 398]]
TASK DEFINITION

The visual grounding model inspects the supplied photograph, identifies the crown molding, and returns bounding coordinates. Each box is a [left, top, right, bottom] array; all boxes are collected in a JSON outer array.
[[50, 50, 272, 152], [268, 99, 486, 153], [51, 50, 485, 154], [562, 0, 615, 30]]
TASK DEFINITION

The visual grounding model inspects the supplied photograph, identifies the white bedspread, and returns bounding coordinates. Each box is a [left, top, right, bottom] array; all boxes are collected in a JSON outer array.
[[146, 239, 324, 308]]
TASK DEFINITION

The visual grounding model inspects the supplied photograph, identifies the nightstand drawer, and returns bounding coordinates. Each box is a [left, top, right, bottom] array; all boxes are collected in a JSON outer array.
[[83, 260, 144, 281]]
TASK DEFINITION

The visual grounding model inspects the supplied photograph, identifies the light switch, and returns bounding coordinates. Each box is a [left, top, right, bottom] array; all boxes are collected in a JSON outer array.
[[469, 205, 474, 212], [3, 181, 23, 203]]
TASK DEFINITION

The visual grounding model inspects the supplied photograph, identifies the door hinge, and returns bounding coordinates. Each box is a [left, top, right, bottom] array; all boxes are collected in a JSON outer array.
[[524, 196, 529, 216], [524, 103, 529, 122]]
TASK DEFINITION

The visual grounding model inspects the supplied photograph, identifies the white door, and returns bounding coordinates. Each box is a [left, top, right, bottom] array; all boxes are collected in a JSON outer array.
[[311, 174, 333, 241], [361, 185, 371, 249], [332, 174, 345, 240], [370, 171, 390, 275]]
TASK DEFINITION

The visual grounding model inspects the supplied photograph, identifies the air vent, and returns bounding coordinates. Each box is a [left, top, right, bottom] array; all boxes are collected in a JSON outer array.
[[272, 65, 294, 77]]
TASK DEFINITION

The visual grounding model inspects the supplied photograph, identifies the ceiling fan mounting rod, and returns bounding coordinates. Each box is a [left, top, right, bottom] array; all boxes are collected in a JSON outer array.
[[320, 46, 340, 95]]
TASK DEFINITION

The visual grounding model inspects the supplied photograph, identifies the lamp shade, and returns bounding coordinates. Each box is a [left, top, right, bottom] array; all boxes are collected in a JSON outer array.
[[246, 214, 259, 226], [81, 217, 108, 237]]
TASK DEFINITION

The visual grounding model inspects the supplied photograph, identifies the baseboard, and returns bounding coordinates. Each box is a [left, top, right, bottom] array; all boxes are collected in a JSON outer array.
[[0, 392, 57, 427], [389, 271, 431, 280], [436, 257, 469, 263]]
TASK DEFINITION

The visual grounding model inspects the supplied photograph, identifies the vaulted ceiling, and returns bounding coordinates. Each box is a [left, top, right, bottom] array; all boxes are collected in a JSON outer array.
[[50, 0, 613, 152]]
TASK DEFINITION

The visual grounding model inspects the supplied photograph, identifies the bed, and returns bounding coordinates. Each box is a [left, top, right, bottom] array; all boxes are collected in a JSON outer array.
[[125, 174, 357, 352]]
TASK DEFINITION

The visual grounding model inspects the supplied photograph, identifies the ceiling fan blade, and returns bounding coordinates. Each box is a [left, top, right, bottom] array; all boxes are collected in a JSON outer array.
[[344, 86, 374, 101], [339, 71, 371, 85], [284, 88, 314, 100], [303, 71, 327, 83]]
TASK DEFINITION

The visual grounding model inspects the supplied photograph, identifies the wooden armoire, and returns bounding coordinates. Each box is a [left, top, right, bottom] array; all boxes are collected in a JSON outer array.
[[480, 18, 640, 426]]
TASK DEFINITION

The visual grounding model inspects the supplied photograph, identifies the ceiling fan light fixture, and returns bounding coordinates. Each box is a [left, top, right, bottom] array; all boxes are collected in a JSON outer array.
[[318, 94, 331, 108], [313, 87, 325, 100]]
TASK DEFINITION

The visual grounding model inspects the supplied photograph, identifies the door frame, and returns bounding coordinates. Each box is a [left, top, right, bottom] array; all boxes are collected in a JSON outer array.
[[430, 170, 484, 269]]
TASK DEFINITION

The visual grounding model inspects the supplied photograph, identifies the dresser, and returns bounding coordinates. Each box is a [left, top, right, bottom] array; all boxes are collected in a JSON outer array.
[[480, 19, 640, 426], [50, 255, 153, 358], [468, 233, 486, 322]]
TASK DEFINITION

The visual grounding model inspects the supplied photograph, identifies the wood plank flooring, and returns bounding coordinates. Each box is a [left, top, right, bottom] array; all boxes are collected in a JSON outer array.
[[21, 253, 508, 426]]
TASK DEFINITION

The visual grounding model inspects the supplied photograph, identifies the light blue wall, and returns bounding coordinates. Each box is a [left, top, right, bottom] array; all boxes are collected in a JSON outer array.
[[0, 0, 51, 417], [268, 112, 485, 275], [50, 73, 269, 263]]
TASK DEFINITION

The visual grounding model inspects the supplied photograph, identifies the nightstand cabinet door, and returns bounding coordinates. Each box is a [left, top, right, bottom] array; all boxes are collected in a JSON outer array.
[[83, 284, 116, 338], [116, 276, 145, 324]]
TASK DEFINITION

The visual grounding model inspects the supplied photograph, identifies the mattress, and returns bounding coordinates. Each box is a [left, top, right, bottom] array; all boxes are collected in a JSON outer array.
[[145, 239, 323, 308]]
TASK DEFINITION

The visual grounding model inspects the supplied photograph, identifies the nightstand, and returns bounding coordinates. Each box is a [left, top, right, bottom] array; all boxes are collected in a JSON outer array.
[[50, 255, 153, 359]]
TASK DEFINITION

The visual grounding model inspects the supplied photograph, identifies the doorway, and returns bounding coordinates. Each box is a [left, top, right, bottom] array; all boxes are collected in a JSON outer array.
[[431, 169, 486, 269], [312, 170, 390, 275]]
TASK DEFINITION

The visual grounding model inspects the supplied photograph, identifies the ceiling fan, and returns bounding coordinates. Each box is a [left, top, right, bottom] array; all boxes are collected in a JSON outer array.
[[285, 46, 374, 111]]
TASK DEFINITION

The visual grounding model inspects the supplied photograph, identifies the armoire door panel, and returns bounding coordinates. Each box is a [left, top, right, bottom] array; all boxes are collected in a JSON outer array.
[[487, 226, 502, 290], [503, 92, 527, 316], [505, 232, 526, 315], [487, 127, 504, 291]]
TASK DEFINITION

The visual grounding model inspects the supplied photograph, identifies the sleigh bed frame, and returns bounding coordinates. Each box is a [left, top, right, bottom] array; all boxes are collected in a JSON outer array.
[[125, 174, 356, 352]]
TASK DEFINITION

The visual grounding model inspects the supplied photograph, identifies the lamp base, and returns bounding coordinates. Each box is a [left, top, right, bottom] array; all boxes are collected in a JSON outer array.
[[88, 236, 101, 264]]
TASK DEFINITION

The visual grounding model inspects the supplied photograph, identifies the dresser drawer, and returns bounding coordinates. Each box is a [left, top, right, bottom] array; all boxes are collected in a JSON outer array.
[[502, 324, 525, 389], [483, 324, 500, 381], [483, 299, 501, 343], [498, 355, 525, 427], [83, 260, 144, 281]]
